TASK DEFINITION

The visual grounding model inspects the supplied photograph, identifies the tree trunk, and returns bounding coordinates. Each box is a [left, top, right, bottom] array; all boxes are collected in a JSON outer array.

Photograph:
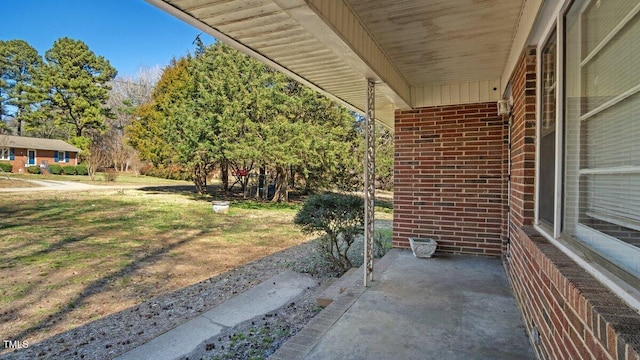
[[88, 166, 97, 181], [271, 166, 289, 202], [193, 163, 208, 194], [289, 166, 296, 188], [258, 166, 266, 199], [242, 175, 250, 194], [221, 160, 229, 191]]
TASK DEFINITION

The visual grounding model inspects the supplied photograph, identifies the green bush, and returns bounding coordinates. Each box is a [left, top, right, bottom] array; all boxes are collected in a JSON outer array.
[[294, 193, 364, 272], [103, 171, 118, 182], [139, 165, 191, 181], [76, 164, 88, 175], [27, 166, 40, 174], [0, 162, 12, 173], [49, 164, 63, 175], [62, 165, 76, 175]]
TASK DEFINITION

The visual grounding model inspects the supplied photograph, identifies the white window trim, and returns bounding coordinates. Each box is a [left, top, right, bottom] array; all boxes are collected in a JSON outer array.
[[534, 0, 566, 231], [27, 149, 37, 166], [0, 147, 10, 161], [57, 151, 68, 163], [533, 0, 640, 313]]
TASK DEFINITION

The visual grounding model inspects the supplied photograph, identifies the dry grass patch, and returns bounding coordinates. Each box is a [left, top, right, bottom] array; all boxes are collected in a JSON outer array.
[[7, 172, 194, 186], [0, 189, 311, 345], [0, 178, 39, 188]]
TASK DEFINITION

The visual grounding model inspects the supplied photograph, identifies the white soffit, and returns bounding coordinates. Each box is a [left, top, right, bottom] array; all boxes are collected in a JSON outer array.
[[147, 0, 536, 124], [148, 0, 408, 127]]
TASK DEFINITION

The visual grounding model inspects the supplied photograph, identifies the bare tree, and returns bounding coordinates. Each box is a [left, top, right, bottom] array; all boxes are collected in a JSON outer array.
[[128, 150, 142, 176], [105, 66, 160, 171], [85, 136, 110, 181]]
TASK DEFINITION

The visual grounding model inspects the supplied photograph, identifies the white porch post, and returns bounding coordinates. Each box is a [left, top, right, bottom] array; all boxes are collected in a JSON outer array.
[[364, 78, 375, 286]]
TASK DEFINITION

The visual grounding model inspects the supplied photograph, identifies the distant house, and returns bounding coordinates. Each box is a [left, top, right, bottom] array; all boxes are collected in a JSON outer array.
[[0, 135, 81, 173]]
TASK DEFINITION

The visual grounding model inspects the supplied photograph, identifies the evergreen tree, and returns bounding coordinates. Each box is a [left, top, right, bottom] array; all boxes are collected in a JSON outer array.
[[37, 37, 117, 148], [127, 58, 191, 168], [0, 40, 43, 135], [128, 42, 366, 198]]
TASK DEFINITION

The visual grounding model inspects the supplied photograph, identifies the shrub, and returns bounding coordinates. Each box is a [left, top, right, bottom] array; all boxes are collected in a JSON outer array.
[[75, 164, 88, 175], [103, 171, 118, 182], [27, 166, 40, 174], [49, 164, 63, 175], [139, 164, 153, 176], [0, 162, 12, 173], [294, 193, 364, 272], [62, 165, 76, 175], [140, 165, 191, 181]]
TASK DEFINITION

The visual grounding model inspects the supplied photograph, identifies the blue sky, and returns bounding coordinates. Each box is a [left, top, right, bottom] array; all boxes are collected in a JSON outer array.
[[0, 0, 215, 78]]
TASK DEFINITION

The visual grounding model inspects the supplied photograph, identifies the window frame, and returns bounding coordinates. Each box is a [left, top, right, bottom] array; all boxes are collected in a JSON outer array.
[[536, 26, 562, 235], [0, 147, 10, 161], [533, 0, 640, 311], [55, 150, 69, 163], [27, 149, 37, 166]]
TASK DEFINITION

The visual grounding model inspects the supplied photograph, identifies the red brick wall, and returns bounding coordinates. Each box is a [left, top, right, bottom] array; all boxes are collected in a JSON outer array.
[[506, 47, 640, 360], [9, 148, 77, 173], [511, 228, 640, 360], [393, 102, 507, 256], [508, 47, 537, 237]]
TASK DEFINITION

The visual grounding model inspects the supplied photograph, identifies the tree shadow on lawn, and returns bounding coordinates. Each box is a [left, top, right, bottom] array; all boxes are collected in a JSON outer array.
[[6, 229, 206, 346], [0, 197, 207, 344], [138, 182, 304, 205], [0, 199, 111, 259], [139, 182, 238, 201], [2, 241, 319, 360], [0, 191, 306, 356]]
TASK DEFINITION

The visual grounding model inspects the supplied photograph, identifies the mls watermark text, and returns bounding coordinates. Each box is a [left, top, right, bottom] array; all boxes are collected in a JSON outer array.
[[4, 340, 29, 349]]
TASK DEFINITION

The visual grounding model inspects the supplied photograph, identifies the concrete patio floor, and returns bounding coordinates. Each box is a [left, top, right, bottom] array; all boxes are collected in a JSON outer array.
[[272, 249, 535, 360]]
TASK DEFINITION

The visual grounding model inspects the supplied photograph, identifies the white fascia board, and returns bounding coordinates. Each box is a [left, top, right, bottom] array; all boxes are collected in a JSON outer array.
[[145, 0, 364, 116], [501, 0, 544, 96], [279, 0, 411, 108]]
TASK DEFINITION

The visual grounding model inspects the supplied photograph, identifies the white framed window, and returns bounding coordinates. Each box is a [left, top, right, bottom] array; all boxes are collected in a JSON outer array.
[[563, 0, 640, 280], [0, 147, 10, 161], [536, 0, 640, 288]]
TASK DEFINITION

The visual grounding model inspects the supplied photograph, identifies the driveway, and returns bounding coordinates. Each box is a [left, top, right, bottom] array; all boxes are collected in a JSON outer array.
[[0, 179, 109, 192]]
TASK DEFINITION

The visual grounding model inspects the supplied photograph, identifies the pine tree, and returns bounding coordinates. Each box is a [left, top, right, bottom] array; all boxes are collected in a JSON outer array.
[[37, 37, 117, 148], [0, 40, 43, 135]]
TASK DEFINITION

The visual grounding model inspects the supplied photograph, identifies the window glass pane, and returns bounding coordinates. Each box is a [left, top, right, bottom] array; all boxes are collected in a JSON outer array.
[[585, 91, 640, 168], [582, 11, 640, 113], [564, 0, 640, 279], [540, 30, 557, 226], [583, 0, 638, 56], [583, 173, 640, 227]]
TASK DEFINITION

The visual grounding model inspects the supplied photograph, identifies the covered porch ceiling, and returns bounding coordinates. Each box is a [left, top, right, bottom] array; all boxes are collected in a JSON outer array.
[[147, 0, 542, 127]]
